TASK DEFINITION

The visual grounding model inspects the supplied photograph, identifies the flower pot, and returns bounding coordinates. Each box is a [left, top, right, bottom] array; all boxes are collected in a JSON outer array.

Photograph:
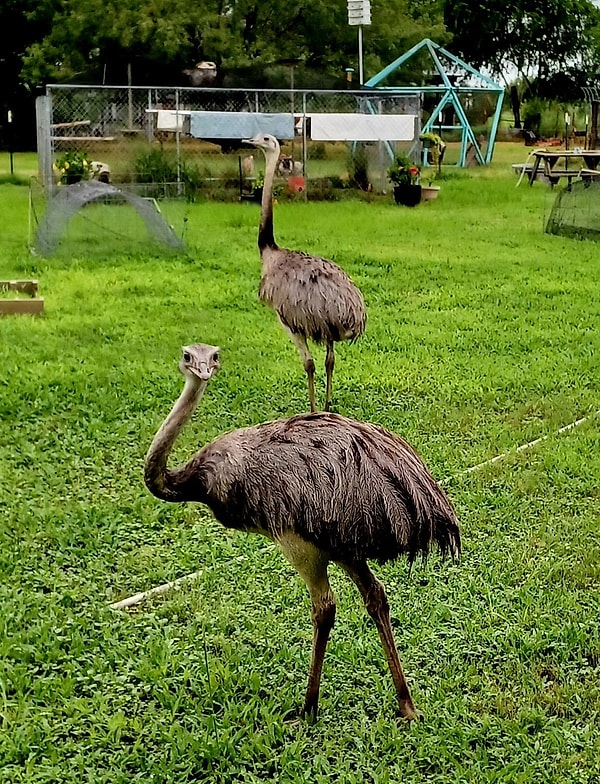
[[393, 184, 421, 207], [64, 174, 83, 185], [420, 185, 440, 202]]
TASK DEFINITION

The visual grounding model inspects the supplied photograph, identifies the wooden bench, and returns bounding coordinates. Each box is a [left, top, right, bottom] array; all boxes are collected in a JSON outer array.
[[544, 169, 578, 187], [580, 168, 600, 182], [0, 280, 44, 316]]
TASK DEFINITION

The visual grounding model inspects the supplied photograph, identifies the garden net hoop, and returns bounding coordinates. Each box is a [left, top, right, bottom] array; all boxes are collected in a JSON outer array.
[[32, 180, 185, 255], [545, 178, 600, 241]]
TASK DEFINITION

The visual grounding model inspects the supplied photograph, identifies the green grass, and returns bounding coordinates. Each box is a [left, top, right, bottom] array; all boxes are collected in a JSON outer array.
[[1, 147, 599, 782]]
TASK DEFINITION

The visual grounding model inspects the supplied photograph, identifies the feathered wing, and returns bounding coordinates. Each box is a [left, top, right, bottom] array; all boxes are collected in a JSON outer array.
[[259, 249, 367, 343], [172, 413, 459, 564]]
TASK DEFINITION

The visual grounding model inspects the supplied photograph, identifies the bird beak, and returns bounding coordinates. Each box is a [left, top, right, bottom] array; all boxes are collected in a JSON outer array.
[[189, 363, 213, 381]]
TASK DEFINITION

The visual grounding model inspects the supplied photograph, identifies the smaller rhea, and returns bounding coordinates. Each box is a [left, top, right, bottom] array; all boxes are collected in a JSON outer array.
[[144, 343, 461, 721], [244, 132, 366, 412]]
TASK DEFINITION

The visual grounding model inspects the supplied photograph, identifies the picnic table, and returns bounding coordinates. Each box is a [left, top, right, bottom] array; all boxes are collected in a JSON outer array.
[[528, 149, 600, 186]]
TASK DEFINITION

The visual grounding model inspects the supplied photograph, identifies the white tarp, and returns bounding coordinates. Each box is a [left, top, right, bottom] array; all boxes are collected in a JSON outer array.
[[308, 113, 416, 141], [156, 110, 188, 132]]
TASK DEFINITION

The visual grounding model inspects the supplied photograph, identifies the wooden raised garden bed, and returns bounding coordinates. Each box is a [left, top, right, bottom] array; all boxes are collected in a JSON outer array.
[[0, 280, 44, 315]]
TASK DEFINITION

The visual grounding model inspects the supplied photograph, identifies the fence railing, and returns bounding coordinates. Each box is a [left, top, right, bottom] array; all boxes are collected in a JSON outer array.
[[37, 85, 421, 198]]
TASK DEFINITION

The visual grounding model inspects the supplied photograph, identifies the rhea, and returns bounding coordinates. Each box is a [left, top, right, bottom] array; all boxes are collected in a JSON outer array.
[[144, 343, 460, 721], [244, 133, 366, 413]]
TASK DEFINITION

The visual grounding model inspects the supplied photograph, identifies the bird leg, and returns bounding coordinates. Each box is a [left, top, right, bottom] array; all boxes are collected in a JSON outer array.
[[302, 592, 336, 720], [285, 328, 318, 412], [340, 561, 420, 721], [324, 341, 335, 412], [277, 534, 336, 720]]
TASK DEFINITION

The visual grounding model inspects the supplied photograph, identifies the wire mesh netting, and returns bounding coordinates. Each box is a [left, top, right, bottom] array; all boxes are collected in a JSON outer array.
[[29, 178, 188, 257], [38, 85, 421, 199], [545, 178, 600, 241]]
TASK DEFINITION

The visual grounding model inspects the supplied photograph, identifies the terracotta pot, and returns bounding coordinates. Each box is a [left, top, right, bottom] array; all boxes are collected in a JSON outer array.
[[421, 185, 440, 202], [393, 184, 421, 206]]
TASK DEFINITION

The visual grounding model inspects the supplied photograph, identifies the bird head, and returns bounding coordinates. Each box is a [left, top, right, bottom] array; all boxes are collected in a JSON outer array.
[[179, 343, 220, 384], [243, 133, 280, 156]]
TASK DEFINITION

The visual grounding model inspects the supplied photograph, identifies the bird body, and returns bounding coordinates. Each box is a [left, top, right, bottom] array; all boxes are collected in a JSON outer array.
[[259, 247, 366, 345], [244, 133, 366, 411], [145, 344, 460, 721], [152, 410, 458, 565]]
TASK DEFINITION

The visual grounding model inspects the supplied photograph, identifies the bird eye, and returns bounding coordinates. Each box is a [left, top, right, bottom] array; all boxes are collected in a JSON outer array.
[[212, 352, 220, 363], [183, 351, 191, 362]]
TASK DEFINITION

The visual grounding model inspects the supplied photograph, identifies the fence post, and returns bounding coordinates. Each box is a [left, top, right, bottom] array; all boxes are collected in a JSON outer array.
[[35, 94, 54, 192], [175, 88, 182, 196], [302, 92, 308, 201]]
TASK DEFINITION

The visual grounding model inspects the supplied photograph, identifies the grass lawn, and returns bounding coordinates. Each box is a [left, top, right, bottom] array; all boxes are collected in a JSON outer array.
[[1, 145, 599, 782]]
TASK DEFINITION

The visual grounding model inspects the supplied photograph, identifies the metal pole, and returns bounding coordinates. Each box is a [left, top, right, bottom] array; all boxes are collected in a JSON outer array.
[[175, 88, 182, 195], [358, 26, 364, 85], [8, 111, 14, 174], [302, 92, 307, 201], [127, 62, 133, 130]]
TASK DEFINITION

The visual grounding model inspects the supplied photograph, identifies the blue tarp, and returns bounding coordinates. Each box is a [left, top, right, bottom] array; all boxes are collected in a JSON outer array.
[[189, 111, 295, 140]]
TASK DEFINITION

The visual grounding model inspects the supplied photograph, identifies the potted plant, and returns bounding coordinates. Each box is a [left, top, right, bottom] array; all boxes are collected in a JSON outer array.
[[252, 170, 264, 202], [419, 132, 445, 169], [419, 132, 445, 202], [388, 153, 421, 206], [54, 150, 93, 184]]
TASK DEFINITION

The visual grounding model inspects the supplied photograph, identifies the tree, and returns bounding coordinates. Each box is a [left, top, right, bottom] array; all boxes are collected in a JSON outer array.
[[0, 0, 59, 148], [444, 0, 600, 95]]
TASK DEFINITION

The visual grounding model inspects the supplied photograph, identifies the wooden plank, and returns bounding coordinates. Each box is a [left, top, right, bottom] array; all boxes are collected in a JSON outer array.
[[0, 280, 39, 296], [545, 170, 577, 176], [0, 299, 44, 316], [580, 168, 600, 180], [52, 136, 117, 142], [50, 120, 91, 129]]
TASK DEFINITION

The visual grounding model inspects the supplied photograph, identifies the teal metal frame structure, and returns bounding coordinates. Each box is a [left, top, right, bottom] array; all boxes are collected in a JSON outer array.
[[365, 38, 504, 167]]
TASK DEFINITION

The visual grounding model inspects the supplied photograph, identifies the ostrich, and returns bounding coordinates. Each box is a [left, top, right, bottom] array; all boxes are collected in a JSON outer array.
[[144, 343, 460, 721], [243, 133, 366, 413]]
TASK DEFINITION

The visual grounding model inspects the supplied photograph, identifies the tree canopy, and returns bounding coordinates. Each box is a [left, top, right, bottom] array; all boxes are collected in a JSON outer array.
[[444, 0, 600, 99]]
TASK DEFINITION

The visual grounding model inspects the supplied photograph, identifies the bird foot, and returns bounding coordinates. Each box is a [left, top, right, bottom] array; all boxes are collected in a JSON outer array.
[[282, 707, 303, 727], [397, 701, 423, 723]]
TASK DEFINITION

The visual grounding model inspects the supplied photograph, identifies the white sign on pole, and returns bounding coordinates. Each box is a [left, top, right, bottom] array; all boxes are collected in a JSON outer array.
[[347, 0, 371, 25]]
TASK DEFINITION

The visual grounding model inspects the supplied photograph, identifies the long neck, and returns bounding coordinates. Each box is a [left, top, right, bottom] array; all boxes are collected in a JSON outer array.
[[144, 377, 207, 502], [258, 148, 278, 251]]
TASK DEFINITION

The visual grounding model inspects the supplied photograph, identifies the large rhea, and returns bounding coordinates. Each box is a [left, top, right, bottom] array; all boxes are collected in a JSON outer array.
[[244, 133, 366, 412], [145, 343, 460, 721]]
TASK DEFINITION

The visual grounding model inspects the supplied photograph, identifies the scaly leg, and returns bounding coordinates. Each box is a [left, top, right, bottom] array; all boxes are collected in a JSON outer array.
[[284, 327, 317, 412], [324, 341, 335, 412], [339, 560, 420, 721], [277, 533, 335, 720]]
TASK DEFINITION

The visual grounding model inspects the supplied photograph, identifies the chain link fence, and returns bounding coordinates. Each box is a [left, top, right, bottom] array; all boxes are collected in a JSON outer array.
[[37, 85, 421, 199]]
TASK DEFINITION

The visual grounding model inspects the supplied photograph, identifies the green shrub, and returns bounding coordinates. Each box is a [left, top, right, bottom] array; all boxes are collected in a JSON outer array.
[[309, 142, 328, 160], [348, 144, 369, 191]]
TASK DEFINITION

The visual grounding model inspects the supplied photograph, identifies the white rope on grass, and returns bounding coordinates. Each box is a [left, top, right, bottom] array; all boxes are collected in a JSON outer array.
[[110, 409, 598, 610], [449, 410, 598, 480], [109, 548, 271, 611]]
